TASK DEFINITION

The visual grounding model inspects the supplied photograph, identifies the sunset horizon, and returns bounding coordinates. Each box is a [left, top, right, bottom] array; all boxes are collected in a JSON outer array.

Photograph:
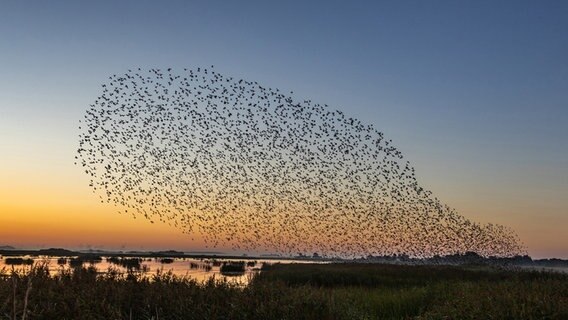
[[1, 2, 566, 318]]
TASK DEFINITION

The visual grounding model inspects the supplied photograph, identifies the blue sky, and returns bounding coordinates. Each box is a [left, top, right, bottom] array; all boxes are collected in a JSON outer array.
[[1, 1, 567, 257]]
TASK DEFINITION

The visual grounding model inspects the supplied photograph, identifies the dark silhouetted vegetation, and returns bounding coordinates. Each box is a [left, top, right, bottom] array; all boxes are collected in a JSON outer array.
[[68, 255, 103, 268], [0, 262, 566, 319], [106, 257, 142, 270], [260, 262, 273, 271], [220, 261, 246, 275], [3, 258, 34, 266]]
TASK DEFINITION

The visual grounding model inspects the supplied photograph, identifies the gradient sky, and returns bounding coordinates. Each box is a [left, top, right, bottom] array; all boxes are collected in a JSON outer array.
[[0, 1, 566, 258]]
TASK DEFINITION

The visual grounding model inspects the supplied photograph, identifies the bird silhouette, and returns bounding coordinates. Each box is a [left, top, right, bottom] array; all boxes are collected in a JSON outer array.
[[77, 67, 525, 258]]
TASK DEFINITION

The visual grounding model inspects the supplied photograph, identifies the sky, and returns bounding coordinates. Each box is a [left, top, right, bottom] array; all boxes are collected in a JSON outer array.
[[0, 1, 566, 258]]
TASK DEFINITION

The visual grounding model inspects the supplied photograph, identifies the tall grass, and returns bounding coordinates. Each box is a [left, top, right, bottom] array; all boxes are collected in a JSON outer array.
[[0, 262, 566, 319]]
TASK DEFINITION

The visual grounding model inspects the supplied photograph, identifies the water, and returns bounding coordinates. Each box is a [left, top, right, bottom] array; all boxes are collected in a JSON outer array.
[[0, 256, 321, 285]]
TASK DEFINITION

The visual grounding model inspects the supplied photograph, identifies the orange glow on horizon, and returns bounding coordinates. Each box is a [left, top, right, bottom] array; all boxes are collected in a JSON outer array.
[[0, 158, 566, 258]]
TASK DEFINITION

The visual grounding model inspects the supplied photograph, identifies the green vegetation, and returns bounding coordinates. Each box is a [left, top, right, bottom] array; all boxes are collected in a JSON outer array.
[[257, 263, 568, 319], [0, 262, 566, 319]]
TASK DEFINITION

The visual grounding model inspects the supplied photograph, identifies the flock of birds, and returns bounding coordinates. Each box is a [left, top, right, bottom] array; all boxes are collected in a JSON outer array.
[[77, 67, 525, 258]]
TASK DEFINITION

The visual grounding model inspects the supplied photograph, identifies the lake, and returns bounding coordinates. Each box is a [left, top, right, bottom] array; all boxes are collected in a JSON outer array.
[[0, 256, 323, 285]]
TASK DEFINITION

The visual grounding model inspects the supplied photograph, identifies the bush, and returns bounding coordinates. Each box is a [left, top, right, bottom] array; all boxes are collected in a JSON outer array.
[[220, 261, 246, 274], [4, 257, 34, 265]]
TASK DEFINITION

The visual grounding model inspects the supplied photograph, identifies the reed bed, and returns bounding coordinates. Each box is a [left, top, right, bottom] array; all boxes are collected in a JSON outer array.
[[220, 261, 246, 275], [106, 257, 142, 270], [3, 258, 34, 266], [0, 262, 566, 319]]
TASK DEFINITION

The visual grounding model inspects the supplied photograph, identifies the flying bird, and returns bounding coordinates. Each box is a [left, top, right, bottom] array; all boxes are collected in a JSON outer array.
[[77, 67, 525, 258]]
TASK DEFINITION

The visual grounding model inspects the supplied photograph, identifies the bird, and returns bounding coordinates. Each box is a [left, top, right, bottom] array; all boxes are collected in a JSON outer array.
[[76, 67, 526, 259]]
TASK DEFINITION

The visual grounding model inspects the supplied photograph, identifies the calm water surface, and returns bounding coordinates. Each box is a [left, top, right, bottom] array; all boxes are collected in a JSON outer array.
[[0, 256, 323, 285]]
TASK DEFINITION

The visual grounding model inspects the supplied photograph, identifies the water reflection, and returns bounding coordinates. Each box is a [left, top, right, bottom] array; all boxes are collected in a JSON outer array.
[[0, 256, 321, 285]]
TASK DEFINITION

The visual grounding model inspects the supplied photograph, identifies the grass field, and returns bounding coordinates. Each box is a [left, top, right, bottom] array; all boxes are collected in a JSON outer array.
[[1, 262, 567, 319]]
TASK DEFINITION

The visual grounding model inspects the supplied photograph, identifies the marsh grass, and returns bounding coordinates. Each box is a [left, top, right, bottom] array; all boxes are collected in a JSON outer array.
[[189, 262, 212, 272], [220, 261, 246, 274], [0, 262, 566, 319], [256, 263, 568, 319], [3, 258, 33, 266], [106, 257, 142, 270]]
